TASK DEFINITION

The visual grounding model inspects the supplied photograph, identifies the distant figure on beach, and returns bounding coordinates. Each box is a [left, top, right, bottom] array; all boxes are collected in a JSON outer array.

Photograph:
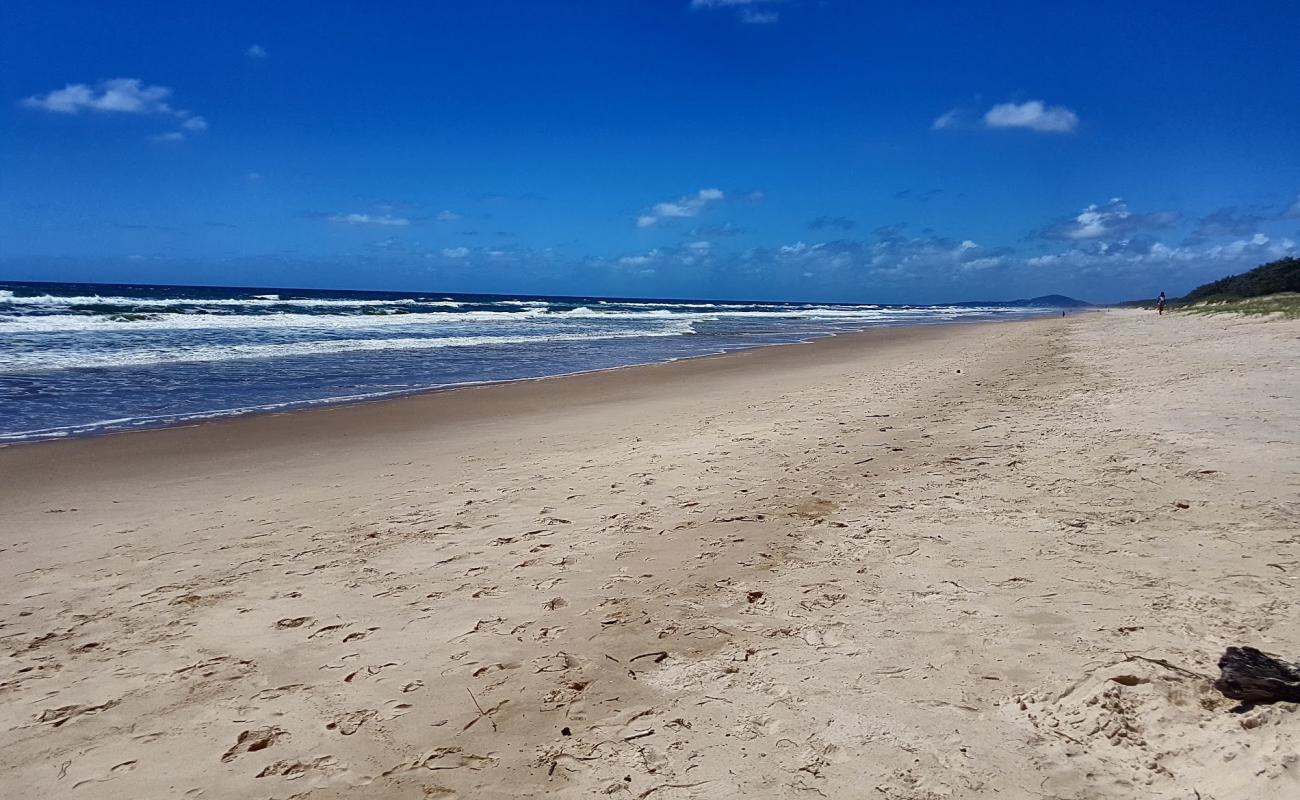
[[1156, 291, 1166, 315]]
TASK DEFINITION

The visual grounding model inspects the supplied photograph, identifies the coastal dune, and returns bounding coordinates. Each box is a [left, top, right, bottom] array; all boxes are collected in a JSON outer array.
[[1, 311, 1298, 798]]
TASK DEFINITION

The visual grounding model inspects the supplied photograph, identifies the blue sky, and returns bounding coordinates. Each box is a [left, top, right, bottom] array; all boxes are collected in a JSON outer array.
[[2, 0, 1298, 303]]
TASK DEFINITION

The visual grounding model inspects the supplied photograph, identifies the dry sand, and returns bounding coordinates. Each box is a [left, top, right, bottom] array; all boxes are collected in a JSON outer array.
[[1, 310, 1298, 799]]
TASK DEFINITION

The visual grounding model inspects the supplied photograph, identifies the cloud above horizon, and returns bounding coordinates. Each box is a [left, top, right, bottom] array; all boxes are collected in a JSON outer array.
[[808, 215, 856, 231], [983, 100, 1079, 133], [23, 78, 174, 115], [21, 78, 208, 141], [690, 0, 782, 24], [637, 188, 725, 227], [246, 44, 268, 58], [931, 100, 1079, 133], [931, 109, 960, 130], [327, 212, 411, 227], [1038, 198, 1178, 241], [1027, 232, 1295, 275], [1191, 207, 1263, 240]]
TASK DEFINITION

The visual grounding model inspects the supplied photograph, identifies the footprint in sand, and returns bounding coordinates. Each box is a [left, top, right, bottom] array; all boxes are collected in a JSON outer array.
[[326, 709, 376, 735], [38, 700, 119, 728], [256, 755, 339, 780], [417, 747, 495, 771], [221, 727, 286, 762]]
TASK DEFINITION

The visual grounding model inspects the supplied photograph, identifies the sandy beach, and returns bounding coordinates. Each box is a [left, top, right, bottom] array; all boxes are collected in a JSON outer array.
[[2, 310, 1298, 799]]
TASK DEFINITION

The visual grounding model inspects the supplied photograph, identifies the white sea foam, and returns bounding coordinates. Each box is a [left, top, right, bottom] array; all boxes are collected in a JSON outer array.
[[0, 324, 697, 372], [0, 293, 464, 309], [0, 309, 555, 332], [0, 303, 1020, 333]]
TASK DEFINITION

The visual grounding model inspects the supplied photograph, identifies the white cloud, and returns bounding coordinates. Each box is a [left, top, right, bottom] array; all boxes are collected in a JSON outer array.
[[328, 213, 411, 226], [1040, 198, 1178, 241], [435, 210, 462, 222], [441, 247, 470, 258], [24, 78, 175, 114], [246, 44, 268, 59], [983, 100, 1079, 133], [1028, 234, 1295, 271], [755, 235, 1012, 285], [637, 188, 725, 227], [22, 78, 210, 140], [739, 9, 779, 23], [245, 171, 263, 182], [691, 0, 775, 7], [931, 109, 960, 130], [619, 254, 656, 266]]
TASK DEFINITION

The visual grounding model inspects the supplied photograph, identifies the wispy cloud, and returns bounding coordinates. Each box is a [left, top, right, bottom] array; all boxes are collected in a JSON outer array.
[[637, 188, 724, 227], [618, 252, 658, 266], [327, 213, 411, 226], [22, 78, 209, 140], [808, 215, 856, 231], [690, 221, 747, 237], [1191, 207, 1262, 239], [739, 9, 779, 24], [691, 0, 777, 7], [1284, 195, 1300, 219], [246, 44, 268, 59], [435, 210, 462, 222], [931, 109, 960, 130], [894, 188, 945, 202], [982, 100, 1079, 133], [1037, 198, 1178, 241], [1028, 233, 1295, 272], [690, 0, 782, 24], [441, 247, 470, 258]]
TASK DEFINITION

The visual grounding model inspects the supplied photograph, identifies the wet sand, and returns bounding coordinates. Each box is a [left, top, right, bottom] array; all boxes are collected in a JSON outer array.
[[2, 311, 1298, 799]]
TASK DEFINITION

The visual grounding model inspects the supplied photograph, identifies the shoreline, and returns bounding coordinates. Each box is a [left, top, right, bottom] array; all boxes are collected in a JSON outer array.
[[0, 315, 1047, 447], [3, 310, 1296, 799], [0, 318, 1024, 485]]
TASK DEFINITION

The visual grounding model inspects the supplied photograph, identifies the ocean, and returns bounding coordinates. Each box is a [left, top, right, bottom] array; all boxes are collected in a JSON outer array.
[[0, 281, 1050, 442]]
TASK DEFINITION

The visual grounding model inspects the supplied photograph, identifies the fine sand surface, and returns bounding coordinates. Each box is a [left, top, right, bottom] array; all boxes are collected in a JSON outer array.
[[2, 311, 1298, 799]]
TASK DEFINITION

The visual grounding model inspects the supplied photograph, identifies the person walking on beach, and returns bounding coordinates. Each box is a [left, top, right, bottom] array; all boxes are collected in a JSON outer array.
[[1156, 291, 1166, 315]]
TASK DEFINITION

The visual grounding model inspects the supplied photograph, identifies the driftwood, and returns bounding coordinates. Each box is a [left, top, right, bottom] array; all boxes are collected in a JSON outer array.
[[1214, 646, 1300, 707]]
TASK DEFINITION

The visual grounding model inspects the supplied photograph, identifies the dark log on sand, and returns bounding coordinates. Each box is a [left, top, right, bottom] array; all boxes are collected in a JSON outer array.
[[1215, 646, 1300, 707]]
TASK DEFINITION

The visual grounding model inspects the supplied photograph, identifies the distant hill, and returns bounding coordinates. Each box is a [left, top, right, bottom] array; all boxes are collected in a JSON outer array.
[[1179, 257, 1300, 303], [954, 294, 1091, 308]]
